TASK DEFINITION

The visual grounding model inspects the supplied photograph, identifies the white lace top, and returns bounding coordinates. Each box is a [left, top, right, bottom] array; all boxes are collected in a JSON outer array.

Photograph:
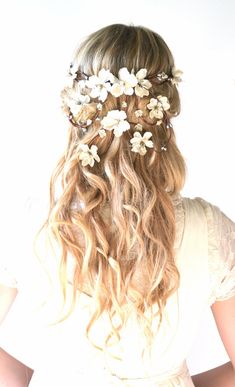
[[0, 196, 234, 387]]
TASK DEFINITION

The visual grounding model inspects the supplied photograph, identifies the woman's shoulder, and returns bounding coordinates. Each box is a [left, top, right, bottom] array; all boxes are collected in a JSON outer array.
[[177, 195, 235, 304], [177, 195, 228, 224]]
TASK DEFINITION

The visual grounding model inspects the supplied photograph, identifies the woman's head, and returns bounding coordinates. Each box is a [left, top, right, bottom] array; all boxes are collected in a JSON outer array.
[[61, 24, 184, 192], [46, 24, 186, 354], [72, 24, 178, 109]]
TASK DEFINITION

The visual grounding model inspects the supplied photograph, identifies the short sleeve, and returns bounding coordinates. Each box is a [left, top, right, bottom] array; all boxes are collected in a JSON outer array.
[[198, 198, 235, 304]]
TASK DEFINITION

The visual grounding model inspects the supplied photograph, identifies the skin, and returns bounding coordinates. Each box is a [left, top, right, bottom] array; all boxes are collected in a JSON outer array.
[[0, 287, 234, 386], [0, 285, 34, 387], [192, 296, 235, 387]]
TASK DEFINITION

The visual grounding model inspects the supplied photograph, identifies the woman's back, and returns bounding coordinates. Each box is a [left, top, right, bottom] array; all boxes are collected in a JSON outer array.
[[0, 196, 234, 386]]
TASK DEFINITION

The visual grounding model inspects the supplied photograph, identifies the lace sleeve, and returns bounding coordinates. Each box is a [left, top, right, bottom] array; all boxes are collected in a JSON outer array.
[[199, 198, 235, 304], [216, 210, 235, 301]]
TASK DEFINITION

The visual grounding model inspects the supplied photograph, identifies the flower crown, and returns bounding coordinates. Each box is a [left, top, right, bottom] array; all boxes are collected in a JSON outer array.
[[61, 64, 183, 167]]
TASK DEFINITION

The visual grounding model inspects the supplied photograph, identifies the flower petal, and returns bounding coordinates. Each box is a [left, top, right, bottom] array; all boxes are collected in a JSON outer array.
[[136, 68, 147, 80], [110, 83, 124, 97], [101, 116, 117, 130], [135, 110, 143, 117], [118, 110, 128, 120], [145, 140, 154, 148], [98, 129, 106, 138], [124, 87, 134, 96], [143, 132, 152, 140], [135, 85, 149, 97], [135, 124, 143, 131], [141, 79, 152, 89], [99, 88, 108, 102], [139, 146, 147, 155], [118, 120, 130, 132], [113, 127, 123, 137]]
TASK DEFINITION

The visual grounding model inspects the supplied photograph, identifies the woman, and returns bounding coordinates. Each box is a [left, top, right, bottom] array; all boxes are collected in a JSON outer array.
[[0, 23, 234, 387]]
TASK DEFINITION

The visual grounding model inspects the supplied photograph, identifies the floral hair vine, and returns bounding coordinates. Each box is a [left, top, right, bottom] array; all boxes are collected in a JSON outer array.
[[61, 64, 183, 167]]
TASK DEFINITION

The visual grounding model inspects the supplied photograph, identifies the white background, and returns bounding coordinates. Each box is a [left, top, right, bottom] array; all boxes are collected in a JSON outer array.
[[0, 0, 234, 376]]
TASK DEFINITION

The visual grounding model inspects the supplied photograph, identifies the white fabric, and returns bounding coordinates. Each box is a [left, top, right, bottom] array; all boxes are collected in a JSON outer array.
[[0, 196, 235, 386]]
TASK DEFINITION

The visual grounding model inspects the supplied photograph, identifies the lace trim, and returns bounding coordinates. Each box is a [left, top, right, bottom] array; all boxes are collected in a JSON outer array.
[[173, 194, 185, 251], [197, 198, 235, 304], [217, 211, 235, 300]]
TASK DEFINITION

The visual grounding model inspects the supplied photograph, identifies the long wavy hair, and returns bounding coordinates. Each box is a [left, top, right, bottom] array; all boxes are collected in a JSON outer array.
[[43, 24, 186, 354]]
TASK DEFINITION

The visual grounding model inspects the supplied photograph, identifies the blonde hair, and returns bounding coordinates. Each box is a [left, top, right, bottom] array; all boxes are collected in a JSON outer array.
[[44, 24, 186, 354]]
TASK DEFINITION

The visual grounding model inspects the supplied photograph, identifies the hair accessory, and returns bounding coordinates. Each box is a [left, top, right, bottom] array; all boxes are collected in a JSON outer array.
[[156, 67, 183, 86], [61, 65, 182, 166]]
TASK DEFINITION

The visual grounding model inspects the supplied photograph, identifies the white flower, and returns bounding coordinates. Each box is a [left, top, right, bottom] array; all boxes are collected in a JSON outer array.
[[147, 98, 164, 119], [101, 110, 130, 137], [134, 123, 143, 131], [97, 103, 103, 110], [118, 68, 138, 95], [76, 144, 100, 167], [156, 120, 162, 126], [171, 67, 183, 85], [130, 131, 154, 155], [135, 109, 143, 118], [86, 69, 115, 102], [61, 81, 91, 116], [156, 71, 169, 81], [147, 96, 170, 120], [98, 129, 106, 138], [135, 68, 152, 97], [157, 95, 170, 111], [121, 101, 127, 108], [88, 84, 108, 102], [67, 101, 83, 116]]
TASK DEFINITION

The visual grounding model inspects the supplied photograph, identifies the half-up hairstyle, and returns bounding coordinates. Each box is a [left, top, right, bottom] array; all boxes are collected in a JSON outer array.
[[43, 23, 186, 355]]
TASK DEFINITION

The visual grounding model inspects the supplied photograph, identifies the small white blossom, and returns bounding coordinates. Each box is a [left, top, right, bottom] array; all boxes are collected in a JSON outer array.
[[118, 67, 138, 95], [130, 131, 154, 155], [86, 69, 114, 102], [156, 120, 162, 126], [98, 129, 106, 138], [147, 98, 163, 119], [67, 101, 83, 116], [61, 81, 91, 116], [135, 68, 152, 97], [76, 144, 100, 167], [86, 119, 92, 126], [134, 123, 143, 131], [97, 103, 103, 110], [156, 72, 169, 81], [157, 95, 170, 111], [101, 110, 130, 137], [171, 67, 183, 85], [147, 96, 170, 120], [135, 109, 143, 118], [121, 101, 127, 108]]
